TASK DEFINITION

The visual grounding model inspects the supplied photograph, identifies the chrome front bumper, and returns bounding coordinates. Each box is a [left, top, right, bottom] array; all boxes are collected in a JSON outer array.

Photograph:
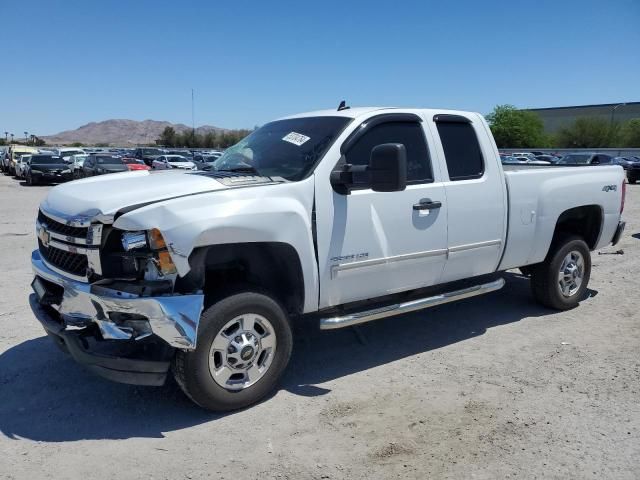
[[31, 250, 204, 350]]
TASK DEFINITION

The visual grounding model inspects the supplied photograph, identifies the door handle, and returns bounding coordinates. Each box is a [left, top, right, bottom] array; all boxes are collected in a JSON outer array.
[[413, 199, 442, 211]]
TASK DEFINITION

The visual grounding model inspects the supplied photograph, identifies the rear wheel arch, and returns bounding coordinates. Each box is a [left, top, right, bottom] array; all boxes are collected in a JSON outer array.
[[550, 205, 603, 251]]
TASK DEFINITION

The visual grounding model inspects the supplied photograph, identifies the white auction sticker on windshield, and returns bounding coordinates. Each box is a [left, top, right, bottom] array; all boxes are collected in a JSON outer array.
[[282, 132, 310, 146]]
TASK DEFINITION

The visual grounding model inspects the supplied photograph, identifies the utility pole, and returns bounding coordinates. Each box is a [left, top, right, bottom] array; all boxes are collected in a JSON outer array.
[[191, 88, 196, 146], [610, 103, 626, 126]]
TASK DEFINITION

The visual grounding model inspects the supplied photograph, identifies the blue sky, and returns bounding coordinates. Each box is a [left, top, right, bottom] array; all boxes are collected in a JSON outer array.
[[3, 0, 639, 135]]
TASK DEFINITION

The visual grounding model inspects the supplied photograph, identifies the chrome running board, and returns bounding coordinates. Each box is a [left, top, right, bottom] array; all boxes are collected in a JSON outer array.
[[319, 278, 505, 330]]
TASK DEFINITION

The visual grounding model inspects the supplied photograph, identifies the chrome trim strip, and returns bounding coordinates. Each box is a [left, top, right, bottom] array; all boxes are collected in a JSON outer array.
[[331, 248, 448, 278], [319, 278, 505, 330], [39, 206, 93, 228], [48, 238, 97, 255], [448, 239, 502, 254], [330, 240, 502, 277]]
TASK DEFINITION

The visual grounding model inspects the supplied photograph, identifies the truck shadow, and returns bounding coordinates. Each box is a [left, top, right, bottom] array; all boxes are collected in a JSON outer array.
[[0, 273, 583, 442]]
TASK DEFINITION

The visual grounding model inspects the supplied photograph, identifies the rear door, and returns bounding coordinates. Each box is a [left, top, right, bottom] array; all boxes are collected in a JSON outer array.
[[317, 114, 449, 308], [429, 114, 507, 283]]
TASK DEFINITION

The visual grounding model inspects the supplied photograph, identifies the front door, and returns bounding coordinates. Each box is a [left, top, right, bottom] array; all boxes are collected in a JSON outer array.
[[317, 117, 448, 308]]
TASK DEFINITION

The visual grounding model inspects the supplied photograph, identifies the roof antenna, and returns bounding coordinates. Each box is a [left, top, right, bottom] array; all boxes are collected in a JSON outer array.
[[337, 100, 350, 111]]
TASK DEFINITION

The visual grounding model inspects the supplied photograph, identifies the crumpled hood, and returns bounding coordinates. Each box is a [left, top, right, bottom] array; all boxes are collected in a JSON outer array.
[[41, 170, 228, 220]]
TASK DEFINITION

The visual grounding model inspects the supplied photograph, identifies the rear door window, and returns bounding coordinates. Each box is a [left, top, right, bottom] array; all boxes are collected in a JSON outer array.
[[435, 120, 484, 181]]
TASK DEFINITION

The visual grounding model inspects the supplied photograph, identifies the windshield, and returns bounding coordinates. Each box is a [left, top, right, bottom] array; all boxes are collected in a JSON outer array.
[[212, 116, 352, 180], [96, 156, 123, 165], [31, 155, 64, 164], [12, 151, 33, 160], [558, 154, 592, 164]]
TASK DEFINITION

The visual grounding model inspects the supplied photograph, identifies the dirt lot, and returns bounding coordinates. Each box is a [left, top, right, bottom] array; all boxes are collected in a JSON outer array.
[[0, 173, 638, 480]]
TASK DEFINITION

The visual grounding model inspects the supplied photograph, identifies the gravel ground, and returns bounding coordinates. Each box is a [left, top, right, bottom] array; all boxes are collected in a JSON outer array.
[[0, 173, 638, 480]]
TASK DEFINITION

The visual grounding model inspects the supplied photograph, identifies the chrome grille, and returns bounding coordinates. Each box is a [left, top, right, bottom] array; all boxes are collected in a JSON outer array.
[[38, 239, 89, 277], [37, 210, 88, 237], [37, 209, 102, 280]]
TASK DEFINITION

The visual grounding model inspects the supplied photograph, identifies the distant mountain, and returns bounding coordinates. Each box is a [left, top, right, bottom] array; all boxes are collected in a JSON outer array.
[[43, 119, 228, 146]]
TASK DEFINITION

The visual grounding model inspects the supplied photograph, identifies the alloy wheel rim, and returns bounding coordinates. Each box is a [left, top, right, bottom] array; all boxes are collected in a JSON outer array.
[[558, 250, 584, 297], [208, 313, 277, 391]]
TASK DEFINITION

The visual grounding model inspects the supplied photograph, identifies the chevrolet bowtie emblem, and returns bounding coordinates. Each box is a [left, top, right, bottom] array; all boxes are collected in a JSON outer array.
[[38, 223, 50, 248]]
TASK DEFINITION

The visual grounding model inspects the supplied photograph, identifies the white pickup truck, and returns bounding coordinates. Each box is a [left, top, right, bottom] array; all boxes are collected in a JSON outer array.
[[30, 107, 626, 411]]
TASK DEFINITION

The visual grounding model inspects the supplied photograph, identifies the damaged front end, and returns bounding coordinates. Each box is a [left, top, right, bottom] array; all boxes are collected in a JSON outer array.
[[30, 207, 204, 386]]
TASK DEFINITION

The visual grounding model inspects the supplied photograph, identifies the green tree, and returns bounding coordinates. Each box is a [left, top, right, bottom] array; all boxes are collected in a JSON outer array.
[[486, 105, 548, 148], [555, 117, 616, 148], [619, 118, 640, 147], [158, 126, 177, 147], [202, 131, 217, 148], [70, 142, 85, 147]]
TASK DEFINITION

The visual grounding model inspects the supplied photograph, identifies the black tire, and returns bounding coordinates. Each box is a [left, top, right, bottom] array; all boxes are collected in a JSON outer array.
[[26, 173, 34, 186], [173, 291, 293, 411], [628, 175, 637, 184], [530, 235, 591, 310]]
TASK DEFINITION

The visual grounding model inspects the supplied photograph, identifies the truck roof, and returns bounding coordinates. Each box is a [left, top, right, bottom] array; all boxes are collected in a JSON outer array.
[[280, 106, 481, 121]]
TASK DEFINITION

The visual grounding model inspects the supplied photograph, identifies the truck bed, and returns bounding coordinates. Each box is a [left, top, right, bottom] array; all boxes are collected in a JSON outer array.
[[499, 164, 624, 271]]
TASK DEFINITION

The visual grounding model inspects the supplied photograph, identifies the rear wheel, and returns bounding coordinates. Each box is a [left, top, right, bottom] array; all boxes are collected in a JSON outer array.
[[628, 174, 637, 184], [26, 173, 35, 186], [530, 235, 591, 310], [173, 291, 292, 411]]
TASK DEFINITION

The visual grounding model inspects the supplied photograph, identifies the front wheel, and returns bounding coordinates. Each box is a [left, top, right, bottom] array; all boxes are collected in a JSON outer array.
[[173, 291, 293, 411], [530, 235, 591, 310]]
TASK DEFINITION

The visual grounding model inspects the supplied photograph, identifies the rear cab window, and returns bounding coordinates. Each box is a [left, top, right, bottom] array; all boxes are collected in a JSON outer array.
[[434, 115, 484, 181]]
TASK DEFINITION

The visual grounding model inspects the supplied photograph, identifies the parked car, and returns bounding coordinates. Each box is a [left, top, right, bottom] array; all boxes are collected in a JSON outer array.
[[80, 154, 129, 177], [56, 148, 86, 161], [29, 107, 626, 411], [611, 157, 639, 170], [151, 155, 197, 170], [167, 149, 194, 158], [627, 163, 640, 184], [69, 154, 88, 179], [535, 155, 560, 164], [24, 154, 72, 185], [122, 157, 151, 171], [509, 156, 551, 166], [192, 154, 220, 170], [510, 152, 537, 160], [15, 155, 32, 179], [4, 145, 39, 175], [134, 148, 167, 166], [557, 153, 613, 165]]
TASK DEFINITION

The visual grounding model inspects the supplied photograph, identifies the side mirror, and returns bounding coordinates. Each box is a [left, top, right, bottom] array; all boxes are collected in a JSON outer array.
[[330, 143, 407, 194], [369, 143, 407, 192]]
